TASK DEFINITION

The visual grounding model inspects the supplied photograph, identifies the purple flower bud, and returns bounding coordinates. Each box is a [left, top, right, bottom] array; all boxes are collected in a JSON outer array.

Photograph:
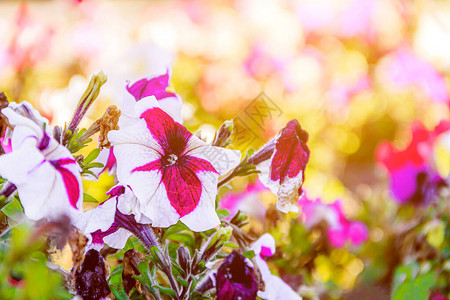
[[216, 251, 258, 300]]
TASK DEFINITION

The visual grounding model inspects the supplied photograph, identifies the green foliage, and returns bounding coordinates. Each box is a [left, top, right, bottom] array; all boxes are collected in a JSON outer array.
[[392, 262, 436, 300], [0, 223, 71, 300]]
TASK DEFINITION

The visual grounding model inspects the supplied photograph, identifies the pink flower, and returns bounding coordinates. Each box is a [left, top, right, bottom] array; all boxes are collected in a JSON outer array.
[[298, 198, 368, 248], [7, 3, 53, 71], [0, 102, 82, 221], [220, 180, 267, 219], [108, 97, 240, 231], [377, 121, 450, 204], [385, 47, 448, 103], [243, 45, 285, 79], [248, 120, 310, 213], [123, 69, 183, 124]]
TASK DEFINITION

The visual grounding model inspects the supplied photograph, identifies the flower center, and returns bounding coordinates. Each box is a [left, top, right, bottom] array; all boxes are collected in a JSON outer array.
[[162, 154, 178, 167]]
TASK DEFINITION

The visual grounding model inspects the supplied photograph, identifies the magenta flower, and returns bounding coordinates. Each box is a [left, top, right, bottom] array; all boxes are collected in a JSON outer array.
[[108, 97, 240, 231], [377, 121, 450, 204], [220, 180, 267, 220], [0, 102, 82, 221], [216, 251, 258, 300], [298, 197, 368, 248], [123, 69, 183, 124], [248, 120, 310, 213]]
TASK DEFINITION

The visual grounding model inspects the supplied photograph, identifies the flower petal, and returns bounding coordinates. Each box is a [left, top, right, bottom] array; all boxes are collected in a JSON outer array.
[[185, 136, 241, 175], [122, 167, 180, 228], [74, 197, 117, 234], [180, 171, 220, 231]]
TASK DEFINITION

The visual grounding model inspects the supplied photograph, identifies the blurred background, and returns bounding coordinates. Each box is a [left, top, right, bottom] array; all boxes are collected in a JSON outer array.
[[0, 0, 449, 299]]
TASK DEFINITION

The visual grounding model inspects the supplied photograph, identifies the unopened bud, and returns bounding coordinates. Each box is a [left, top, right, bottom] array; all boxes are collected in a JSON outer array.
[[212, 119, 234, 147], [200, 226, 232, 262], [177, 246, 191, 273], [65, 71, 107, 144]]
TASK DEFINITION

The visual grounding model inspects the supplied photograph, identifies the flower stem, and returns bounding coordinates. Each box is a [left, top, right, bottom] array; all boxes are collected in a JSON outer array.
[[114, 211, 180, 299]]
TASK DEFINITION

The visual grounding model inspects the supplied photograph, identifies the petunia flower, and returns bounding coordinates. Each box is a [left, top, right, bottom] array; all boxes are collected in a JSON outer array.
[[220, 180, 267, 220], [75, 185, 152, 250], [88, 70, 183, 179], [122, 69, 183, 124], [377, 121, 450, 204], [298, 197, 368, 248], [108, 97, 240, 231], [251, 234, 302, 300], [248, 119, 310, 213], [215, 251, 258, 300], [0, 101, 82, 221]]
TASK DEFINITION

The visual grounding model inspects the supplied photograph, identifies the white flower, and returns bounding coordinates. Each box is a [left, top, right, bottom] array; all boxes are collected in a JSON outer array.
[[0, 102, 83, 221], [108, 97, 241, 231]]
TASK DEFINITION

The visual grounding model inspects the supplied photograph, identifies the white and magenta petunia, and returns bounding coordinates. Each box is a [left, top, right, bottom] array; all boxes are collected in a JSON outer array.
[[298, 197, 368, 248], [0, 101, 82, 221], [89, 70, 183, 180], [248, 119, 310, 213], [251, 234, 302, 300], [108, 97, 240, 231], [75, 185, 152, 250]]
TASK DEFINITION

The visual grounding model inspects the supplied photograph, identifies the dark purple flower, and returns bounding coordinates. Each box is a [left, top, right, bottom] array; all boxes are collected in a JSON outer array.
[[75, 249, 110, 300], [216, 251, 258, 300]]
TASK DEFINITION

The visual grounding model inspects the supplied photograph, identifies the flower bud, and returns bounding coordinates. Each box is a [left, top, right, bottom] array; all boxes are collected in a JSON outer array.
[[200, 226, 232, 262], [177, 246, 191, 273], [212, 119, 234, 147]]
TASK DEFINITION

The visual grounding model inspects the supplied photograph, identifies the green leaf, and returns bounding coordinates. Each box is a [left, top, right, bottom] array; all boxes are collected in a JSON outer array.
[[216, 209, 230, 220], [83, 148, 101, 165], [154, 285, 177, 298], [162, 222, 189, 241], [224, 242, 239, 248], [83, 193, 98, 203], [1, 197, 23, 221], [243, 250, 255, 259], [177, 277, 189, 287], [168, 242, 180, 261], [393, 267, 436, 300], [110, 285, 129, 300], [149, 246, 163, 264], [86, 162, 104, 169], [167, 233, 195, 247]]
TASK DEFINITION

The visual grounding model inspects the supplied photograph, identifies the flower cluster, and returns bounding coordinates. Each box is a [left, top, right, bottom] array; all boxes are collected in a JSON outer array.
[[377, 121, 450, 205], [0, 68, 313, 299], [298, 197, 369, 248]]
